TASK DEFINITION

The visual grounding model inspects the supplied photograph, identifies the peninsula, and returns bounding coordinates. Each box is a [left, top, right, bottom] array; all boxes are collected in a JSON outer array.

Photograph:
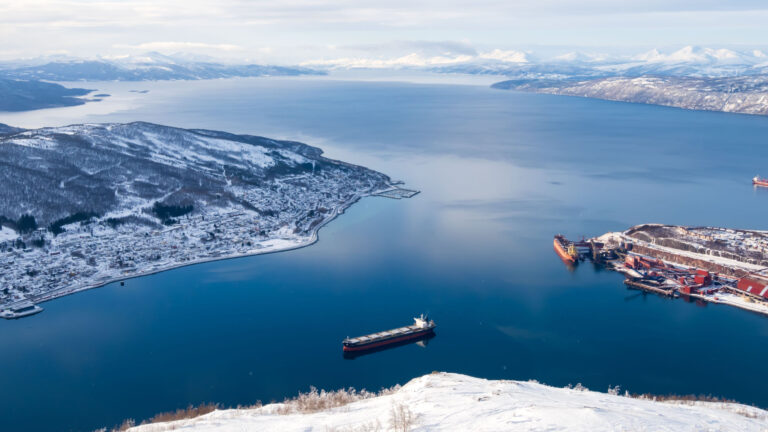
[[0, 122, 415, 318], [0, 78, 93, 112]]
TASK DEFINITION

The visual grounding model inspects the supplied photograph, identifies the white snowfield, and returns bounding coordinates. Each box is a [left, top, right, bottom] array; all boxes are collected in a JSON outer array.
[[129, 373, 768, 432], [0, 226, 17, 242]]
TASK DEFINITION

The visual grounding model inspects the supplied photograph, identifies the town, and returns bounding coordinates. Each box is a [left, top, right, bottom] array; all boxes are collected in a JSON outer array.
[[0, 170, 414, 319]]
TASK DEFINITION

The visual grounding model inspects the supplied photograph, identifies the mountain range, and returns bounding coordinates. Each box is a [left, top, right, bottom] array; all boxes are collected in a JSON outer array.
[[306, 46, 768, 79], [0, 52, 324, 82]]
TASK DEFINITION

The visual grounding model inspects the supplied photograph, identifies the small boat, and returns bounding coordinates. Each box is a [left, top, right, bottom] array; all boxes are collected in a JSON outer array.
[[753, 176, 768, 188], [553, 234, 580, 264], [343, 314, 436, 353]]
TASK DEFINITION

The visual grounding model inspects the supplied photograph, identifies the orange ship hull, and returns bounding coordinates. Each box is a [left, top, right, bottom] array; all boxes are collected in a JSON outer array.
[[553, 236, 577, 264], [754, 178, 768, 188]]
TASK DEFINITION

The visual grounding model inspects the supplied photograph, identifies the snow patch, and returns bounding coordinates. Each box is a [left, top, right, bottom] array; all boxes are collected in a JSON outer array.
[[0, 226, 18, 242]]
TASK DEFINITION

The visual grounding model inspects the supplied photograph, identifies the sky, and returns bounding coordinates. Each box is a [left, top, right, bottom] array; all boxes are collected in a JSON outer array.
[[2, 0, 768, 63]]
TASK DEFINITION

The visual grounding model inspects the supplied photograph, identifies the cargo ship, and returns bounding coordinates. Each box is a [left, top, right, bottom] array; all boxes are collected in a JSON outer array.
[[753, 176, 768, 188], [343, 314, 436, 352], [553, 234, 580, 264]]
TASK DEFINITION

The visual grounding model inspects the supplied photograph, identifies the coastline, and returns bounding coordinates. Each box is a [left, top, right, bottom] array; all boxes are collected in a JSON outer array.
[[592, 228, 768, 318], [3, 187, 411, 319]]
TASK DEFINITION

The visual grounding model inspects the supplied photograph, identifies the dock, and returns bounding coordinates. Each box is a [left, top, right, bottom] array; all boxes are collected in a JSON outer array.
[[623, 279, 676, 297]]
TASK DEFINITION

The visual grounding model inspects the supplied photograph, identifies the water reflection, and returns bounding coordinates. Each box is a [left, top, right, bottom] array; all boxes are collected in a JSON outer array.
[[342, 333, 436, 360], [3, 78, 768, 432]]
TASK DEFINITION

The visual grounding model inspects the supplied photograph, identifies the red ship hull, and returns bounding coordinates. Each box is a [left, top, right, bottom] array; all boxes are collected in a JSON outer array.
[[342, 328, 434, 352], [553, 236, 577, 264], [754, 178, 768, 188]]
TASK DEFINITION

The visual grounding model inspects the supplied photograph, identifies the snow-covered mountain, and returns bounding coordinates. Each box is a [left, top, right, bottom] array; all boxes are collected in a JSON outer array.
[[124, 372, 768, 431], [306, 45, 768, 79], [600, 46, 768, 78], [493, 74, 768, 116], [0, 52, 324, 82], [480, 46, 768, 116], [0, 122, 388, 226]]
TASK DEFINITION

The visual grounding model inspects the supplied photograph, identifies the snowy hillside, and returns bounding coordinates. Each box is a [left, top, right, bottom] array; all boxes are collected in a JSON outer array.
[[0, 122, 382, 225], [0, 122, 403, 318], [126, 373, 768, 431], [493, 75, 768, 116]]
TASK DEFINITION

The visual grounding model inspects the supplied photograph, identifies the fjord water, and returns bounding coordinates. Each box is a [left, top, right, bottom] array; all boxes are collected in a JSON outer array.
[[3, 77, 768, 432]]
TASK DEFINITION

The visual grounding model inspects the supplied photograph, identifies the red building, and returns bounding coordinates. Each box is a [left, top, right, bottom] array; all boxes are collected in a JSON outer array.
[[736, 276, 768, 299]]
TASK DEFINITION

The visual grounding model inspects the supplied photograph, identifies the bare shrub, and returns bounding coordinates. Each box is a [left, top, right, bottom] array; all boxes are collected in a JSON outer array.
[[626, 393, 766, 420], [378, 384, 401, 396], [389, 403, 415, 432], [106, 403, 217, 431], [142, 403, 218, 425], [104, 384, 401, 430], [607, 385, 621, 396], [276, 386, 379, 414], [110, 418, 135, 431], [275, 385, 398, 415], [630, 393, 737, 403], [565, 383, 588, 391]]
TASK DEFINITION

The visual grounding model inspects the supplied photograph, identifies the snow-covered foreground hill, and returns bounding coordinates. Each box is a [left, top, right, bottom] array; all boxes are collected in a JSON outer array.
[[128, 373, 768, 431]]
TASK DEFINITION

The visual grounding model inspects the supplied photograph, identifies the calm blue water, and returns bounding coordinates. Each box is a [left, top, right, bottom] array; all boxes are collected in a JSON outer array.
[[3, 77, 768, 432]]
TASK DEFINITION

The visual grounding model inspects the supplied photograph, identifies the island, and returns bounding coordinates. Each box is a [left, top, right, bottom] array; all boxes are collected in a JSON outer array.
[[0, 122, 416, 318]]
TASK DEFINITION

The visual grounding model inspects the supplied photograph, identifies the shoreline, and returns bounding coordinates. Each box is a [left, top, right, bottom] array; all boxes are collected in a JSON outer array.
[[587, 227, 768, 318], [3, 188, 408, 320]]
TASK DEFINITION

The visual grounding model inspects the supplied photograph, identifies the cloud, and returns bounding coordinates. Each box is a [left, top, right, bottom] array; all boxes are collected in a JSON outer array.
[[2, 1, 768, 62], [478, 49, 528, 63], [302, 53, 474, 69], [335, 40, 478, 57], [302, 49, 528, 69], [114, 41, 244, 52]]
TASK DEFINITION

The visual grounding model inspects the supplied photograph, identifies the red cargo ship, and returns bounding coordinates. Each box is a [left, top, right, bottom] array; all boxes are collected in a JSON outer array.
[[343, 315, 436, 352], [553, 234, 579, 264], [753, 176, 768, 188]]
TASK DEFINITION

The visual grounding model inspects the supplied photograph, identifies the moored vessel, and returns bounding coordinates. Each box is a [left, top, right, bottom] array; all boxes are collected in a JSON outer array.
[[553, 234, 580, 264], [343, 314, 436, 352]]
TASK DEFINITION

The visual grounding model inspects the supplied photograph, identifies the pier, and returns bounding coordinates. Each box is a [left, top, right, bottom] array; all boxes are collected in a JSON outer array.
[[623, 279, 676, 297]]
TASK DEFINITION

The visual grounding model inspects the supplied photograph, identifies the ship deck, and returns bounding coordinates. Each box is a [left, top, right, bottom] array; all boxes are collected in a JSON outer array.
[[345, 324, 434, 345]]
